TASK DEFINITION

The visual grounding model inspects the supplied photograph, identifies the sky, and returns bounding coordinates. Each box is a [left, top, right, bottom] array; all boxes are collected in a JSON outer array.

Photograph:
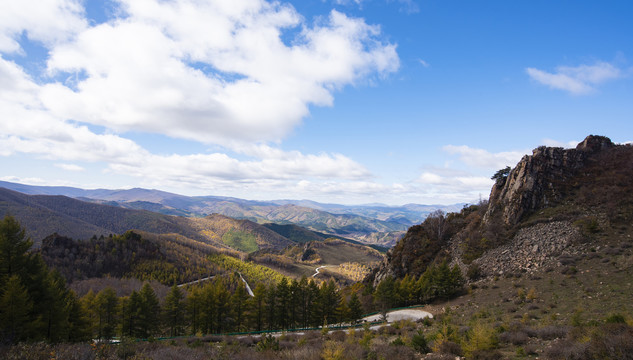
[[0, 0, 632, 206]]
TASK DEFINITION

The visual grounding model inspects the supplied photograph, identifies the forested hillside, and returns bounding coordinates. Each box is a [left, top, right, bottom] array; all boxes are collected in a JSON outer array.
[[0, 181, 443, 246]]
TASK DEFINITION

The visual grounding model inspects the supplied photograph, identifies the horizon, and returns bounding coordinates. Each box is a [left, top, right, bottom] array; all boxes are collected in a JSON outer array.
[[1, 1, 632, 205]]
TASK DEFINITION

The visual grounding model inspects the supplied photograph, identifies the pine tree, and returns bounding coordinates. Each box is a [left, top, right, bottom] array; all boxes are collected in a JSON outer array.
[[319, 280, 340, 326], [138, 283, 160, 338], [80, 290, 99, 338], [307, 280, 320, 327], [214, 279, 231, 333], [231, 282, 249, 332], [265, 284, 277, 330], [348, 293, 363, 324], [96, 287, 119, 341], [275, 277, 291, 329], [163, 285, 185, 337], [374, 276, 395, 318], [0, 215, 33, 281], [200, 282, 217, 334], [43, 270, 72, 342], [120, 290, 142, 338], [248, 283, 267, 331], [64, 289, 91, 342], [186, 286, 204, 335], [0, 275, 32, 342]]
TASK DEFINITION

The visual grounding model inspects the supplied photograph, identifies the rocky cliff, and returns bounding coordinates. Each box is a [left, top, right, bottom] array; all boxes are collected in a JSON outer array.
[[485, 135, 615, 226], [369, 135, 632, 284]]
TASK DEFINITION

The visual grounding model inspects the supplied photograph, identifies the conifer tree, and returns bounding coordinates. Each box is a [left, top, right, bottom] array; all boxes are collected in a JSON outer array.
[[374, 276, 395, 317], [0, 275, 32, 342], [248, 283, 267, 331], [275, 277, 291, 329], [214, 279, 231, 333], [120, 290, 142, 337], [0, 215, 32, 282], [163, 285, 185, 337], [319, 280, 340, 326], [186, 286, 204, 335], [138, 283, 160, 338], [43, 270, 72, 342], [80, 290, 99, 337], [265, 283, 277, 330], [231, 282, 249, 332], [64, 289, 91, 342], [96, 287, 119, 341], [348, 293, 363, 324]]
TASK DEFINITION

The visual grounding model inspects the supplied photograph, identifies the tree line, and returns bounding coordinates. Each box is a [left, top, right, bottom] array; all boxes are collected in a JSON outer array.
[[0, 215, 464, 344]]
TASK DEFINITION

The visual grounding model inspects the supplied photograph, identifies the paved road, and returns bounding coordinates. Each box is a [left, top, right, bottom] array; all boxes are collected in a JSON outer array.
[[312, 265, 333, 277], [177, 275, 215, 288]]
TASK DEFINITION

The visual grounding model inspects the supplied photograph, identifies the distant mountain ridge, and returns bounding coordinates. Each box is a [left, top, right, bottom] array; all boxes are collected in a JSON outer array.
[[0, 187, 293, 251], [0, 180, 462, 246]]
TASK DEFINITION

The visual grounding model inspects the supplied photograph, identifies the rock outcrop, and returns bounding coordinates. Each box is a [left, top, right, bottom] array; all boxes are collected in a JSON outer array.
[[367, 135, 629, 285], [485, 135, 614, 226]]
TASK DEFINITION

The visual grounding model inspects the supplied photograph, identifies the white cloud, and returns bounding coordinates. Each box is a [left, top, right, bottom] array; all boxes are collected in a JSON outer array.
[[55, 163, 84, 172], [418, 59, 430, 67], [0, 52, 371, 191], [32, 0, 399, 146], [417, 171, 493, 190], [526, 61, 623, 95], [390, 0, 419, 14], [541, 138, 579, 149], [0, 0, 402, 202], [442, 145, 527, 170], [0, 0, 86, 53]]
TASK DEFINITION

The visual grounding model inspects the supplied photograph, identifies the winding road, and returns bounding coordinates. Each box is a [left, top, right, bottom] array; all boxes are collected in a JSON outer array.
[[312, 265, 333, 278]]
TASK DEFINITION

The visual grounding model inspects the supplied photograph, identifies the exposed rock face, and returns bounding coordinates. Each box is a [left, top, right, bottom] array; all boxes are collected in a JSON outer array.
[[471, 221, 582, 277], [485, 135, 614, 226], [367, 135, 625, 285]]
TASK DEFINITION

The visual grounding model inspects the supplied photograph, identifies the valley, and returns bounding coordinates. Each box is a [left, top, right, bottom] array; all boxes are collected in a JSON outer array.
[[1, 136, 633, 360]]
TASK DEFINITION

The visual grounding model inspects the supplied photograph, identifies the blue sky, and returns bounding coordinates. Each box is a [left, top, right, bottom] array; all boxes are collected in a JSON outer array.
[[0, 0, 631, 205]]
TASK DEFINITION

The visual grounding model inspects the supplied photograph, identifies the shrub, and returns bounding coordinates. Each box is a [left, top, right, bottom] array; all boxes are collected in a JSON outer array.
[[526, 288, 538, 301], [467, 264, 482, 281], [589, 323, 633, 359], [463, 322, 499, 357], [372, 343, 417, 360], [256, 335, 279, 352], [329, 330, 346, 342], [544, 339, 589, 360], [321, 341, 344, 360], [536, 325, 569, 340], [499, 330, 528, 345], [410, 330, 429, 354], [605, 313, 627, 324], [471, 349, 503, 360], [434, 341, 463, 356]]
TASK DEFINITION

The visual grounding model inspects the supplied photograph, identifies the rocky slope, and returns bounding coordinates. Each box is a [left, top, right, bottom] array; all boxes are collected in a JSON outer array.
[[370, 135, 633, 283]]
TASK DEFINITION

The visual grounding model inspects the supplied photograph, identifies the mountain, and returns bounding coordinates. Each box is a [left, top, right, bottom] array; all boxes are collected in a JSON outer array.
[[0, 180, 461, 246], [0, 188, 294, 251], [369, 135, 633, 284]]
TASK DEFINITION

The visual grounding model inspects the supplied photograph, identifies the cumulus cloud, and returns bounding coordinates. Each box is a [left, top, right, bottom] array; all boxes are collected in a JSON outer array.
[[33, 0, 399, 145], [0, 0, 86, 53], [442, 145, 526, 170], [526, 61, 624, 95], [0, 0, 399, 200]]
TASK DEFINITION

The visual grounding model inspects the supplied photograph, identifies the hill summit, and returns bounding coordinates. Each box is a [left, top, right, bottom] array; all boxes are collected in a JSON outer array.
[[369, 135, 633, 284]]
